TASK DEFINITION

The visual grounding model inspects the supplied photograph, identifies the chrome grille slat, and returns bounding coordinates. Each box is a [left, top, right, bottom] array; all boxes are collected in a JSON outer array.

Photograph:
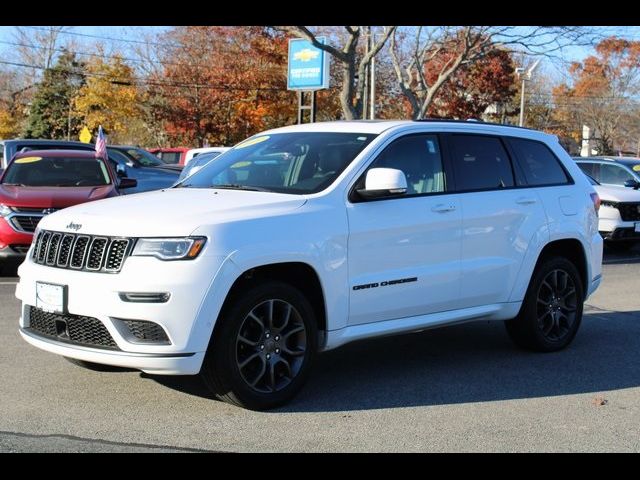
[[37, 232, 51, 263], [33, 230, 131, 273], [46, 233, 62, 265], [86, 237, 108, 270], [70, 236, 90, 269], [57, 235, 74, 267]]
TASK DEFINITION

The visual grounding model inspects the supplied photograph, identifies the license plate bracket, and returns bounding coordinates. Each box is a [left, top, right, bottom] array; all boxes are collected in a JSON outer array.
[[35, 282, 67, 314]]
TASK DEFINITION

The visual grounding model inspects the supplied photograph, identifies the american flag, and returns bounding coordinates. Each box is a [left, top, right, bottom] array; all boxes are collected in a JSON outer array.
[[95, 125, 107, 160]]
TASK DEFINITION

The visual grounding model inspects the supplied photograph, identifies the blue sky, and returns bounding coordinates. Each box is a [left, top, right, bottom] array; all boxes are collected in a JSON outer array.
[[1, 25, 640, 83]]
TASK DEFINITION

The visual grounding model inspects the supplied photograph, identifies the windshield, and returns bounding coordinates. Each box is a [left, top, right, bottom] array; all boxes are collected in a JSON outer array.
[[119, 147, 164, 167], [178, 152, 221, 182], [177, 132, 376, 194], [2, 155, 111, 187]]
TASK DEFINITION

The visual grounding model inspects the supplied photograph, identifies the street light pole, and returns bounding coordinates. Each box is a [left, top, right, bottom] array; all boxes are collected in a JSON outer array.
[[517, 59, 541, 127], [519, 75, 527, 127]]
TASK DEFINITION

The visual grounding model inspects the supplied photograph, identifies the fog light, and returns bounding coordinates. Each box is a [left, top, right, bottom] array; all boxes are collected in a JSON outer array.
[[118, 292, 171, 303]]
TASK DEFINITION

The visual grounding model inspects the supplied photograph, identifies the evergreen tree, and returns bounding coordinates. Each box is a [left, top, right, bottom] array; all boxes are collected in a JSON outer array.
[[23, 51, 85, 139]]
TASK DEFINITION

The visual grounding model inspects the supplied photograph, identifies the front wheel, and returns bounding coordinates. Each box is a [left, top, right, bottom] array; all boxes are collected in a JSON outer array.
[[505, 256, 584, 352], [201, 281, 318, 410]]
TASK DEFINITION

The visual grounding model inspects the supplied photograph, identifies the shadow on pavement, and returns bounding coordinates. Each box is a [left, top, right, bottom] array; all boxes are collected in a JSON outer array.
[[149, 310, 640, 412]]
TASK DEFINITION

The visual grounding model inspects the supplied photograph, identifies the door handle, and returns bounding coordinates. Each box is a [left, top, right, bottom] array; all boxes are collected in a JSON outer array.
[[516, 197, 537, 205], [431, 204, 456, 213]]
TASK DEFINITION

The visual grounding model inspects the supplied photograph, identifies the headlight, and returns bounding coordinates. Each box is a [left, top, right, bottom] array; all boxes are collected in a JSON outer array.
[[131, 237, 206, 261], [0, 204, 12, 218]]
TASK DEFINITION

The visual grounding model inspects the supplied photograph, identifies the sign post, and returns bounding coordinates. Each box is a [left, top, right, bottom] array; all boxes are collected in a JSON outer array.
[[287, 37, 330, 124]]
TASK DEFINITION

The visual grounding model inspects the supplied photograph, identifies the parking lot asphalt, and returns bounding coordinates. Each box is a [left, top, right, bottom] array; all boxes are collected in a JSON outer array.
[[1, 247, 639, 452]]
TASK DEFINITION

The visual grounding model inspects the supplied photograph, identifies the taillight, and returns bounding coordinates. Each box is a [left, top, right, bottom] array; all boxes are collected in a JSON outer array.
[[590, 192, 601, 214]]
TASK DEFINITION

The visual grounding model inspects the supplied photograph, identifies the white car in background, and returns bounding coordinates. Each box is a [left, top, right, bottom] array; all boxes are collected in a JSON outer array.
[[586, 174, 640, 251], [184, 147, 230, 165]]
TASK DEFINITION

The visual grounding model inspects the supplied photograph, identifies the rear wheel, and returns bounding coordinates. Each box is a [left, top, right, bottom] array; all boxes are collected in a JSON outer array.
[[505, 256, 584, 352], [201, 281, 317, 410]]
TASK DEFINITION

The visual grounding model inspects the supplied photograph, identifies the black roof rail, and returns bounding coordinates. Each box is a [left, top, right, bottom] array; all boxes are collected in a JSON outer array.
[[414, 118, 540, 131]]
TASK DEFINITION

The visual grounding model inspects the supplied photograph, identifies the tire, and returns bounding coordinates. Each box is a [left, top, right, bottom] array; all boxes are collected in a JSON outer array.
[[505, 256, 584, 352], [64, 357, 131, 372], [200, 281, 318, 410]]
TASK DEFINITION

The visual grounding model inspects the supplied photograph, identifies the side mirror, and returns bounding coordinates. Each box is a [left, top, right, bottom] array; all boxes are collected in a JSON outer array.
[[116, 164, 127, 177], [118, 178, 137, 189], [624, 179, 640, 190], [357, 168, 407, 199]]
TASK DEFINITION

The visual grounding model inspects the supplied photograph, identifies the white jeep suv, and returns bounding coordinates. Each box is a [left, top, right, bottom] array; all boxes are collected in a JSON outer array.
[[16, 120, 603, 410]]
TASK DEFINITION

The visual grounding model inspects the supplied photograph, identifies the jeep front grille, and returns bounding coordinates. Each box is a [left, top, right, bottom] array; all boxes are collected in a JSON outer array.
[[32, 230, 133, 273]]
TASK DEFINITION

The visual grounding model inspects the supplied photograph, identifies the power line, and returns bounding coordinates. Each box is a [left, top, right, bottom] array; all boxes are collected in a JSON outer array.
[[0, 59, 290, 92], [0, 38, 287, 74]]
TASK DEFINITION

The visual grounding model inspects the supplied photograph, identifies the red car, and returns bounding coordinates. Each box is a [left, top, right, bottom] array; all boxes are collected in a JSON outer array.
[[0, 149, 136, 268], [148, 147, 190, 166]]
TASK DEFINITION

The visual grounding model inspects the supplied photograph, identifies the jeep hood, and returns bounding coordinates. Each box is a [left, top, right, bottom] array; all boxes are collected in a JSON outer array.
[[594, 184, 640, 203], [38, 188, 308, 237]]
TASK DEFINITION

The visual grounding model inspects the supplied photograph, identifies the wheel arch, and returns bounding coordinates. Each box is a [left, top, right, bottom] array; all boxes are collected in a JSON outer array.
[[212, 261, 328, 347]]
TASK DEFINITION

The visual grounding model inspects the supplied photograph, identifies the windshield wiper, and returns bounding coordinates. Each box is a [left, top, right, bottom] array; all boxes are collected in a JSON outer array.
[[209, 184, 272, 192], [2, 183, 26, 186]]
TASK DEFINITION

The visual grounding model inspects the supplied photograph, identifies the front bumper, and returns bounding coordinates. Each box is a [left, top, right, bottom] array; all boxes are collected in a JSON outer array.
[[16, 252, 235, 375], [20, 327, 205, 374], [0, 217, 33, 260]]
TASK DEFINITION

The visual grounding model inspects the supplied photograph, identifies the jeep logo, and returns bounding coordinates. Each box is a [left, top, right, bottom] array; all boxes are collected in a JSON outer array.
[[66, 222, 82, 231]]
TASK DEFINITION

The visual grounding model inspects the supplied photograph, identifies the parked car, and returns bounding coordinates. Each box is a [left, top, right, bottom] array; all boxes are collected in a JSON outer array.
[[17, 120, 603, 410], [1, 139, 94, 169], [583, 174, 640, 251], [177, 151, 224, 183], [184, 147, 230, 165], [0, 149, 136, 269], [106, 146, 182, 194], [148, 147, 190, 166], [574, 156, 640, 189]]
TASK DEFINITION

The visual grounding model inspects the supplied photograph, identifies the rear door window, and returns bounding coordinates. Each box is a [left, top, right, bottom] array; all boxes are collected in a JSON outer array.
[[508, 138, 569, 186], [449, 135, 514, 191]]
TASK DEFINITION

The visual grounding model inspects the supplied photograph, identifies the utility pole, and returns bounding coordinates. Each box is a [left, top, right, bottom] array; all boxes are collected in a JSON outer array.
[[362, 26, 369, 120], [370, 26, 375, 120], [67, 100, 72, 141]]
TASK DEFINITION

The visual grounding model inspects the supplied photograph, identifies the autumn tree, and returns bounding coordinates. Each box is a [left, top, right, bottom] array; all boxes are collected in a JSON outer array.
[[553, 37, 640, 155], [149, 26, 296, 147], [416, 48, 516, 119], [74, 55, 142, 143], [23, 51, 85, 139], [389, 27, 592, 119]]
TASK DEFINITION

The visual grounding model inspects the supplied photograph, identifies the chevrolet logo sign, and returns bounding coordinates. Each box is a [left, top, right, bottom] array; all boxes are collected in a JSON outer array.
[[294, 49, 319, 62]]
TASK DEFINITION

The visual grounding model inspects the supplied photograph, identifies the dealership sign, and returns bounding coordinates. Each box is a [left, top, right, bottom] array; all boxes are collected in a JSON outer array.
[[287, 37, 330, 90]]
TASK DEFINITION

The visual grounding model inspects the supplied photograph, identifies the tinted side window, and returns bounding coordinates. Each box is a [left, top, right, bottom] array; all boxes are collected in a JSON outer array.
[[160, 152, 180, 164], [450, 135, 514, 191], [599, 163, 635, 185], [370, 134, 445, 194], [509, 138, 569, 186], [577, 162, 595, 178]]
